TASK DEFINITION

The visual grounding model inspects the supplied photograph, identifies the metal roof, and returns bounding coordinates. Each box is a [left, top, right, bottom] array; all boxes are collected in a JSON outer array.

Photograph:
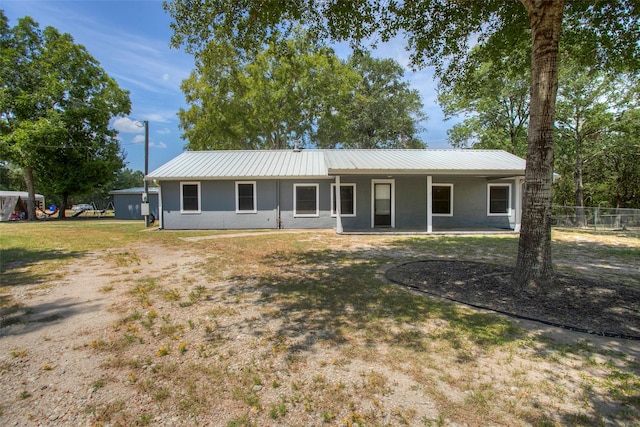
[[146, 149, 526, 180], [324, 149, 526, 175], [0, 191, 45, 200], [146, 150, 329, 180], [109, 187, 160, 195]]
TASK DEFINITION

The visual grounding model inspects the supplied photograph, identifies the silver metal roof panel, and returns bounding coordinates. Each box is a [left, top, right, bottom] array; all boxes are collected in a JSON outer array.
[[146, 150, 329, 180], [147, 149, 526, 180], [109, 187, 159, 195], [324, 149, 526, 175]]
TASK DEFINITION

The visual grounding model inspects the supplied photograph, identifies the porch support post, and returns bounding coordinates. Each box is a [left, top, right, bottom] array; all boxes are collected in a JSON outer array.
[[157, 183, 163, 229], [514, 177, 523, 232], [335, 175, 343, 234], [427, 175, 433, 233]]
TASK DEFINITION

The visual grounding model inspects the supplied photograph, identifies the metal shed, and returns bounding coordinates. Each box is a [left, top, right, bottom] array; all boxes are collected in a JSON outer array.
[[109, 187, 159, 221]]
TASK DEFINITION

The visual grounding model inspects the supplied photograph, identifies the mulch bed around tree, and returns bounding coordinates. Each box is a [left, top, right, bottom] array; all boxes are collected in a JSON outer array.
[[385, 260, 640, 339]]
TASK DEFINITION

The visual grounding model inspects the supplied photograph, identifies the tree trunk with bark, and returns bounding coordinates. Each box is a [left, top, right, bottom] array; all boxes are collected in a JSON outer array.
[[58, 193, 69, 219], [514, 0, 565, 293], [23, 167, 37, 221]]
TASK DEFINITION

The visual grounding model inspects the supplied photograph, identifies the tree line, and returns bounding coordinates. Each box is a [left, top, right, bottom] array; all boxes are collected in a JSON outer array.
[[438, 38, 639, 210], [179, 28, 426, 151]]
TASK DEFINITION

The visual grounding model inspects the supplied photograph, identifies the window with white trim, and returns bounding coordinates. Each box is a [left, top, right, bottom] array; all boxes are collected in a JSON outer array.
[[180, 182, 201, 213], [236, 181, 257, 213], [432, 184, 453, 216], [331, 183, 356, 217], [294, 184, 319, 217], [487, 183, 511, 216]]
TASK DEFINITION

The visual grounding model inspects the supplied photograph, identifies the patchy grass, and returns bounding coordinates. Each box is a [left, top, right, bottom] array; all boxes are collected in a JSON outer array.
[[1, 223, 639, 426]]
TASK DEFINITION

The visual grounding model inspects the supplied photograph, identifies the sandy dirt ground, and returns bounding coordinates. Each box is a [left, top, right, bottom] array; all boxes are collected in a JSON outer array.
[[1, 232, 639, 426]]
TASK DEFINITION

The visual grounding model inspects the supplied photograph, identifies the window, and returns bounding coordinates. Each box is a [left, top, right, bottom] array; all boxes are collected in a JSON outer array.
[[294, 184, 319, 217], [487, 184, 511, 215], [236, 181, 257, 213], [432, 184, 453, 216], [331, 183, 356, 217], [181, 182, 201, 213]]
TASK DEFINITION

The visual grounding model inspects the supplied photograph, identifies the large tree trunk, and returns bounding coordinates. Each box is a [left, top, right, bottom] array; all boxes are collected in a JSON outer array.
[[58, 192, 69, 219], [23, 167, 38, 221], [514, 0, 565, 293]]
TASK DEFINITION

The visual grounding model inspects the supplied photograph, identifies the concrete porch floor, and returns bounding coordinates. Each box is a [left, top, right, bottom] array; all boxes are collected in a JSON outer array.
[[340, 227, 518, 235]]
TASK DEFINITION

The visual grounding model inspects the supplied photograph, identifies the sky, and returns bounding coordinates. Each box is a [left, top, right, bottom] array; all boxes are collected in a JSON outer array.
[[2, 0, 454, 174]]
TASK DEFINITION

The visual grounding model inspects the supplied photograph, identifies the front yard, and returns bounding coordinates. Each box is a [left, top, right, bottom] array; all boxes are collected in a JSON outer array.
[[1, 222, 639, 426]]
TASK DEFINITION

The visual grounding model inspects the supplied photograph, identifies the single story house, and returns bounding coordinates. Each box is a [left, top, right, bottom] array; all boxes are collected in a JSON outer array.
[[145, 149, 526, 233], [109, 187, 159, 221]]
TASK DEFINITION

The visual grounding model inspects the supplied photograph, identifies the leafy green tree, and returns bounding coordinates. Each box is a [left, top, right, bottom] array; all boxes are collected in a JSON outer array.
[[438, 31, 636, 219], [0, 12, 131, 219], [180, 28, 358, 150], [553, 55, 618, 219], [585, 109, 640, 209], [181, 30, 425, 150], [0, 161, 26, 191], [76, 168, 146, 209], [112, 168, 145, 190], [164, 0, 640, 292], [437, 42, 530, 157], [317, 52, 425, 149]]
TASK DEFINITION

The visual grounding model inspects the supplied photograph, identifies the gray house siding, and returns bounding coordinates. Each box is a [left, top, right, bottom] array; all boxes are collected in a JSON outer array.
[[431, 177, 517, 229], [396, 176, 428, 229], [160, 181, 276, 230], [160, 179, 335, 230], [336, 176, 370, 229], [277, 179, 335, 229], [158, 175, 520, 231]]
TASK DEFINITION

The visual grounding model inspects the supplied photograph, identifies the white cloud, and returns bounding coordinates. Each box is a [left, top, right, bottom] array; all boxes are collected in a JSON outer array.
[[150, 141, 168, 149], [156, 128, 171, 135], [141, 113, 173, 123], [130, 134, 167, 149], [132, 134, 145, 144], [113, 116, 145, 134]]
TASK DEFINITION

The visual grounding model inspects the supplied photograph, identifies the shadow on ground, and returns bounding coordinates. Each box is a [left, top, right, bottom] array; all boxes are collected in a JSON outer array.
[[1, 248, 85, 288], [215, 237, 639, 426]]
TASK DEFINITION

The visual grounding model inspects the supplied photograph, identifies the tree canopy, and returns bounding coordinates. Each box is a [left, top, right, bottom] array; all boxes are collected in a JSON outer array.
[[179, 30, 425, 150], [0, 12, 131, 218], [439, 35, 639, 211], [164, 0, 640, 291], [180, 28, 358, 150], [318, 52, 426, 149], [437, 41, 530, 157]]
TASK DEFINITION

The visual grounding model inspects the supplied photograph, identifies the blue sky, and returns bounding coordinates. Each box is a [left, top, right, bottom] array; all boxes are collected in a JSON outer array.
[[2, 0, 454, 174]]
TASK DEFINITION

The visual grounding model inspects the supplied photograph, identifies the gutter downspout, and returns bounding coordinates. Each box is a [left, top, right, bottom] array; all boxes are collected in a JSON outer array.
[[157, 182, 163, 229], [335, 175, 343, 234]]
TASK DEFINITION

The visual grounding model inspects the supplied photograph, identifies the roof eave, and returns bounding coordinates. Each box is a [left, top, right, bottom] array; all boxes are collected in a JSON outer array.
[[146, 175, 332, 181], [327, 169, 526, 176]]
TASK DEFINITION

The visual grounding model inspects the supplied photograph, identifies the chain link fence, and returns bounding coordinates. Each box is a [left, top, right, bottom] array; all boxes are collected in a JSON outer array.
[[552, 206, 640, 231]]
